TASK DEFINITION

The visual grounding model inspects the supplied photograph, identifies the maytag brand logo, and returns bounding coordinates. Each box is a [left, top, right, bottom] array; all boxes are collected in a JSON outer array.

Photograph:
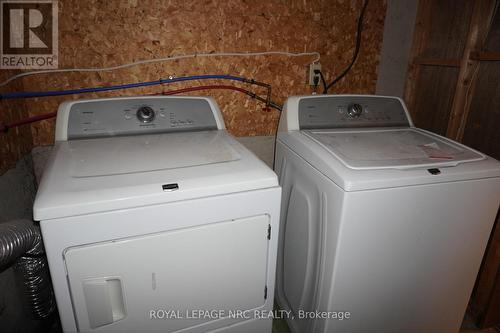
[[1, 0, 58, 69]]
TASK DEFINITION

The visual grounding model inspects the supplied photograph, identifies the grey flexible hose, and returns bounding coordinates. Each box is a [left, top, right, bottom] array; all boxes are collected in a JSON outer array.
[[0, 220, 55, 319]]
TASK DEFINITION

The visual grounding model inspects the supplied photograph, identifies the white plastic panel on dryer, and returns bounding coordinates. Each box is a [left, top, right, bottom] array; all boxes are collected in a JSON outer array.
[[64, 215, 270, 333], [68, 131, 240, 177]]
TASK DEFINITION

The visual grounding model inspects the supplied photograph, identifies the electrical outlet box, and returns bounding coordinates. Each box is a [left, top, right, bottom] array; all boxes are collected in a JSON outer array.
[[308, 62, 321, 86]]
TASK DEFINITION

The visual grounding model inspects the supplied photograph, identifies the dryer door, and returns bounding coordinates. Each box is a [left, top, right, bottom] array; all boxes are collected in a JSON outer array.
[[64, 215, 270, 333]]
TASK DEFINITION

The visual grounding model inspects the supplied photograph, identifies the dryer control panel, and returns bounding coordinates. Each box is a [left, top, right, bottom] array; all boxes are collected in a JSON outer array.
[[57, 97, 223, 141], [297, 95, 411, 130]]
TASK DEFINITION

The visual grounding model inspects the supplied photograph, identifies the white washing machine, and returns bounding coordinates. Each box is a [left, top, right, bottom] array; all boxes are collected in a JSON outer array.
[[33, 96, 281, 333], [274, 95, 500, 333]]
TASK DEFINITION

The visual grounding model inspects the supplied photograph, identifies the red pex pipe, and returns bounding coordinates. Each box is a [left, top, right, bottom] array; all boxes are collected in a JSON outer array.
[[157, 85, 275, 111], [159, 84, 252, 96], [1, 112, 57, 133]]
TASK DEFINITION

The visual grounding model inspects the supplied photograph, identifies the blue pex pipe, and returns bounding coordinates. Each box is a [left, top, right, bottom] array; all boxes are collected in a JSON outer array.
[[0, 75, 248, 100]]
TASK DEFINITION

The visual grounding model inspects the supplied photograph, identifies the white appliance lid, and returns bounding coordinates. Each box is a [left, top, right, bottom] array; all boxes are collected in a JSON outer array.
[[304, 128, 485, 170], [70, 130, 239, 177], [34, 130, 278, 220]]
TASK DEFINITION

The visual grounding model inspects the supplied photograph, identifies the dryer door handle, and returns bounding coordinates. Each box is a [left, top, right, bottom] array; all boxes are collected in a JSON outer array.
[[83, 278, 126, 329]]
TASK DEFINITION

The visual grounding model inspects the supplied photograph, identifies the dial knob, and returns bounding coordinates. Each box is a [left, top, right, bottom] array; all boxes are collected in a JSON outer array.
[[347, 103, 363, 118], [136, 106, 155, 123]]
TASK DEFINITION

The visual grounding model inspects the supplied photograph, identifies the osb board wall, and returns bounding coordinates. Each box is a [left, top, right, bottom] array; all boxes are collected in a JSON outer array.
[[2, 0, 386, 150], [0, 71, 33, 174]]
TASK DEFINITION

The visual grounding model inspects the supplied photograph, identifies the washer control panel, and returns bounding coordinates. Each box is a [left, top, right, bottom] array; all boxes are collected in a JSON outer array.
[[66, 97, 219, 140], [298, 96, 410, 129]]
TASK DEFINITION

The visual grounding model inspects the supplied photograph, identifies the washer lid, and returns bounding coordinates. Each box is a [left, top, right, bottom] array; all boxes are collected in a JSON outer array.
[[304, 128, 485, 170]]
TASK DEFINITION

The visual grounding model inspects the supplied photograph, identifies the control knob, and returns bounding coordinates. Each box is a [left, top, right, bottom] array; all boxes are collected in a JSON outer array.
[[347, 103, 363, 118], [136, 106, 155, 123]]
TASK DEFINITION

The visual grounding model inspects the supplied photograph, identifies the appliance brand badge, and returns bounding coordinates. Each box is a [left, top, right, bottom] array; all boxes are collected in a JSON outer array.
[[1, 0, 58, 69]]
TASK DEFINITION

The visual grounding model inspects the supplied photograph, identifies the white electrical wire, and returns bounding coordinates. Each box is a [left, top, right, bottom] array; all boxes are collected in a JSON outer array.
[[0, 51, 321, 88]]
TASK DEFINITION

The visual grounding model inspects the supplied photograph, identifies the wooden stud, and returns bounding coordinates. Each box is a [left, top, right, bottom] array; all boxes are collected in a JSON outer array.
[[403, 0, 433, 117], [445, 0, 497, 141]]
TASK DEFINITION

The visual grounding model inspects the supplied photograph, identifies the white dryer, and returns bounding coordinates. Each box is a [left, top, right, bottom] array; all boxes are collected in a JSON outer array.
[[274, 95, 500, 333], [34, 96, 281, 333]]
